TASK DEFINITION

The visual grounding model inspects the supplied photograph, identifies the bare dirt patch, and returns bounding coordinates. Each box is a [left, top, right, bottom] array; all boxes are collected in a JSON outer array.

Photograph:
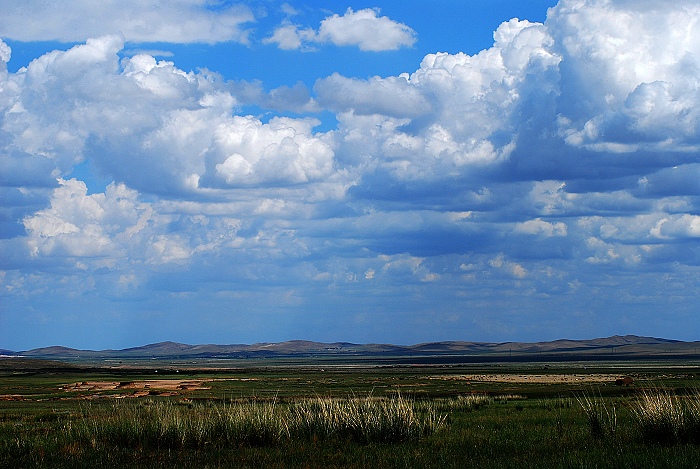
[[61, 379, 211, 398]]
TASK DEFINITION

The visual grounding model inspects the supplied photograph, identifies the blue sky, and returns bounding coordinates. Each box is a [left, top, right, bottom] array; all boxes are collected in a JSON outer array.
[[1, 0, 700, 351]]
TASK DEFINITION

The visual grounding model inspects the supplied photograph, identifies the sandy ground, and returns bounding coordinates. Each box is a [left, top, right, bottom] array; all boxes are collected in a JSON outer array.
[[430, 373, 623, 384], [60, 379, 211, 398], [1, 379, 211, 401]]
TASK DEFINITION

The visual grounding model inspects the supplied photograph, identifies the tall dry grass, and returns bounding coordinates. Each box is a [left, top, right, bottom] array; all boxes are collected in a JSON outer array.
[[289, 395, 446, 443], [577, 393, 617, 438], [633, 390, 700, 445], [424, 394, 494, 413], [67, 395, 447, 449]]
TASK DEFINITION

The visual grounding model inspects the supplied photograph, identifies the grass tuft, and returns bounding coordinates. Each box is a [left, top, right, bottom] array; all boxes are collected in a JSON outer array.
[[633, 390, 700, 445], [577, 392, 617, 438], [288, 395, 441, 443]]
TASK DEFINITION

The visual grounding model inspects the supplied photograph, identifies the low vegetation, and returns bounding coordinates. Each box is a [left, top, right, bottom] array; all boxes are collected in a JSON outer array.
[[64, 395, 446, 449], [2, 363, 700, 467]]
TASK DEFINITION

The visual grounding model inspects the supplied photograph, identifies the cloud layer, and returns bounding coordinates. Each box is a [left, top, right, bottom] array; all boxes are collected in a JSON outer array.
[[0, 0, 255, 44], [2, 0, 700, 348]]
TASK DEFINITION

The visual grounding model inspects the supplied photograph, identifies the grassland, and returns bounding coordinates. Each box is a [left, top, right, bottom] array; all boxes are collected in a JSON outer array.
[[1, 358, 700, 468]]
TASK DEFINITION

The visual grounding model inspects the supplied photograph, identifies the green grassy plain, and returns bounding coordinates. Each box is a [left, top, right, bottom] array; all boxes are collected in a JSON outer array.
[[1, 358, 699, 468]]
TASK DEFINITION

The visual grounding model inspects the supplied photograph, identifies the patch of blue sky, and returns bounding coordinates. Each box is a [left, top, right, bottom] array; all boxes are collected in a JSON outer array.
[[66, 160, 111, 195]]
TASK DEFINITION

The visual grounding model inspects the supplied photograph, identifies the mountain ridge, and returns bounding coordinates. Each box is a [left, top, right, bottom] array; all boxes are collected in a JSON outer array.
[[4, 335, 698, 360]]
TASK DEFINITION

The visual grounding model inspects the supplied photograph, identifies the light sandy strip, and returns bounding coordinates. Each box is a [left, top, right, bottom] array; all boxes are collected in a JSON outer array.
[[429, 374, 623, 384]]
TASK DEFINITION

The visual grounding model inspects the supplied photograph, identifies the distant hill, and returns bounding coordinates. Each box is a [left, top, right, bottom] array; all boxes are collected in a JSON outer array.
[[3, 335, 698, 362], [0, 357, 81, 370]]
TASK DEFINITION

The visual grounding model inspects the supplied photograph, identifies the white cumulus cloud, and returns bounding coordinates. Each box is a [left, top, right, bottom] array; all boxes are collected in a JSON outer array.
[[210, 116, 335, 186], [322, 18, 556, 181], [265, 8, 416, 51], [23, 179, 150, 260], [263, 24, 317, 50], [550, 0, 700, 151]]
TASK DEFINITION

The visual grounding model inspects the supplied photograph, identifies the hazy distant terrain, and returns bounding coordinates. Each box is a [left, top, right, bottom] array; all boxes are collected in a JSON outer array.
[[4, 335, 699, 362]]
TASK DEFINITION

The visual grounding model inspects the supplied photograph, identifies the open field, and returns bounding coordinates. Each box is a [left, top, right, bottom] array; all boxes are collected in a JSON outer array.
[[1, 357, 700, 468]]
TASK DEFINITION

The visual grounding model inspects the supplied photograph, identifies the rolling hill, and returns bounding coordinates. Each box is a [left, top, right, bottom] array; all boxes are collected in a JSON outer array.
[[3, 335, 698, 362]]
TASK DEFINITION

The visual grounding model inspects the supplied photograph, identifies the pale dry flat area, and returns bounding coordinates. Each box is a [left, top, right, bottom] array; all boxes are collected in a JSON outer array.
[[431, 373, 622, 384]]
